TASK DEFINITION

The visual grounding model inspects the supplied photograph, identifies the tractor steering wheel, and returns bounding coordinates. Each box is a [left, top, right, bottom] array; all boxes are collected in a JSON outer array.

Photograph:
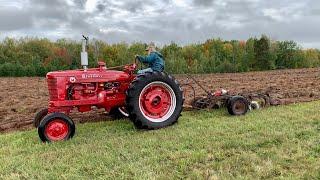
[[134, 55, 139, 64], [135, 56, 143, 71]]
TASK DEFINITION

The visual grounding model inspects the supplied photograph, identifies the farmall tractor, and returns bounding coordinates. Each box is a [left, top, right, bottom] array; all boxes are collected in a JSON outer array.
[[34, 36, 183, 142]]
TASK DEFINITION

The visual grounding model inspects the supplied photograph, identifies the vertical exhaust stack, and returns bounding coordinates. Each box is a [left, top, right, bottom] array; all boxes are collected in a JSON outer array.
[[81, 35, 89, 71]]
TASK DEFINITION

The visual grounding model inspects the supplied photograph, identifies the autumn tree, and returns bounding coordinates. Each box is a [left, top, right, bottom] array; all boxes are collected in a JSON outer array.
[[0, 36, 319, 76]]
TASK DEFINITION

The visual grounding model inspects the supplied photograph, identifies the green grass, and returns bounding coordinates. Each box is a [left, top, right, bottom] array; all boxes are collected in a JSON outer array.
[[0, 102, 320, 179]]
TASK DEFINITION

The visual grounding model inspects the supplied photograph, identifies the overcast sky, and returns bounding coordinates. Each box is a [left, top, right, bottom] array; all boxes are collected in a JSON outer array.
[[0, 0, 319, 48]]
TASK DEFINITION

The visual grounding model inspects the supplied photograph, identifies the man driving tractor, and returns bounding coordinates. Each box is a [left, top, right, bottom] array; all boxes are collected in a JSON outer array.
[[135, 42, 165, 74]]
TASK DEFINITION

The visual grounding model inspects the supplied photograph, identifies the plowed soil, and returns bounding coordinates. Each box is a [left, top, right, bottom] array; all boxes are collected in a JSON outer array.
[[1, 68, 320, 133]]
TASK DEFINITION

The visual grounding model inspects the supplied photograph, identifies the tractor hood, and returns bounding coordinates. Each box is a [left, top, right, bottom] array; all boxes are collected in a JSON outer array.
[[46, 68, 131, 83]]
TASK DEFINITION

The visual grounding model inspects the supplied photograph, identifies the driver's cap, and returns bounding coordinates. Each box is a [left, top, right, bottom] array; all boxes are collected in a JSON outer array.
[[145, 42, 155, 51]]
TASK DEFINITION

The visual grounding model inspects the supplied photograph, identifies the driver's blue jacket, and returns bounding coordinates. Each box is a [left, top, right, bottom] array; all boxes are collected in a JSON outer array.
[[137, 52, 165, 72]]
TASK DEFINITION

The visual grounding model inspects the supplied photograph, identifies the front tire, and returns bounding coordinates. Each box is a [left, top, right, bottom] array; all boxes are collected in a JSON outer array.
[[38, 112, 75, 142], [126, 72, 183, 129]]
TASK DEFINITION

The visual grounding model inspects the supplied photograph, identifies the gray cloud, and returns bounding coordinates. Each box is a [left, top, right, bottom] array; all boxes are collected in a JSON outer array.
[[0, 0, 319, 48], [120, 0, 145, 13], [72, 0, 87, 8], [193, 0, 215, 6], [96, 3, 106, 12], [0, 7, 33, 31]]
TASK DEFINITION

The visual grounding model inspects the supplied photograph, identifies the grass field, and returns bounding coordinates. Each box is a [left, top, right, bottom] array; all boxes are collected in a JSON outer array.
[[0, 102, 319, 179]]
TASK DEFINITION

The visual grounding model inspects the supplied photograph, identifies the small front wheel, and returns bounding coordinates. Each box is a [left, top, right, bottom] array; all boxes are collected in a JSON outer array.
[[38, 112, 75, 142]]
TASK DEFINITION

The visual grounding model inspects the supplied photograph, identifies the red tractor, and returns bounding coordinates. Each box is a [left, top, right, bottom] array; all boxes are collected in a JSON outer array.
[[34, 36, 183, 142]]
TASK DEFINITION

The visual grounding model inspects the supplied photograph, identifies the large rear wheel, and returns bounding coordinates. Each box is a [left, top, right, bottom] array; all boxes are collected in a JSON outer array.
[[126, 72, 183, 129]]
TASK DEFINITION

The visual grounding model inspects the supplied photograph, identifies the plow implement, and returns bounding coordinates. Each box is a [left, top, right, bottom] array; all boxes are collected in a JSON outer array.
[[181, 74, 276, 115]]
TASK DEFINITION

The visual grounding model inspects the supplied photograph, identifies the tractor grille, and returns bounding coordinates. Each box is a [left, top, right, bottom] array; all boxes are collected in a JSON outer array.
[[47, 78, 58, 100]]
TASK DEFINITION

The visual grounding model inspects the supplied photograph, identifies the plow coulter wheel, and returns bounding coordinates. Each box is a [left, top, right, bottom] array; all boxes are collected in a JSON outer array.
[[250, 101, 260, 110], [227, 96, 249, 116], [38, 113, 75, 142], [191, 97, 208, 109], [126, 72, 183, 129]]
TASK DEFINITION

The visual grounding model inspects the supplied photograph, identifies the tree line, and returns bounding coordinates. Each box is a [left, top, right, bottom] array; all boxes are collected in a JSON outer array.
[[0, 35, 319, 76]]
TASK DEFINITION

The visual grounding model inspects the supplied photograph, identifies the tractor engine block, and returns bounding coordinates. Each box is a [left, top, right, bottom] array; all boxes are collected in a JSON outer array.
[[46, 68, 134, 114]]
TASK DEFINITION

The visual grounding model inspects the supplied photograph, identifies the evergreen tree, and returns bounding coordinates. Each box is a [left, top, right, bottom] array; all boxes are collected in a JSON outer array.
[[276, 41, 300, 69], [254, 35, 275, 70]]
